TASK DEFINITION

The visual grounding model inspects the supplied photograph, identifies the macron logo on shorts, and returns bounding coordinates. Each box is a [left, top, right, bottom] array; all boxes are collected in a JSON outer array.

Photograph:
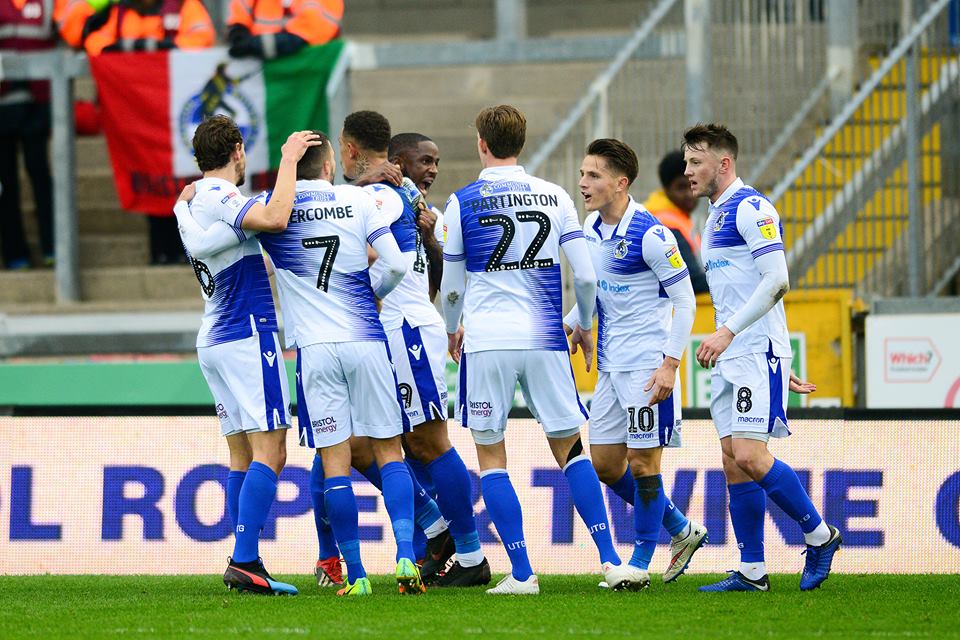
[[408, 344, 422, 360], [262, 351, 277, 367], [768, 357, 779, 373]]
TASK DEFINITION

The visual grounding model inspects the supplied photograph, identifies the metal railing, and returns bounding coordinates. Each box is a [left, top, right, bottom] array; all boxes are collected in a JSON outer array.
[[0, 50, 85, 304], [528, 0, 833, 206], [771, 0, 960, 298], [0, 45, 353, 304]]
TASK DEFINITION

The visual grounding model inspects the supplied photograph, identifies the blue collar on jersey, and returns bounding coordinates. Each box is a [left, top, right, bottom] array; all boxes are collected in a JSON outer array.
[[591, 196, 640, 239], [708, 177, 745, 213]]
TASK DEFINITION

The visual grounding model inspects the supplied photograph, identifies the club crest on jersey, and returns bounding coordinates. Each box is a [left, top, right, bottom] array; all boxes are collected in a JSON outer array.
[[757, 215, 777, 239], [480, 183, 494, 197], [665, 246, 683, 269], [714, 211, 726, 231], [614, 238, 630, 259]]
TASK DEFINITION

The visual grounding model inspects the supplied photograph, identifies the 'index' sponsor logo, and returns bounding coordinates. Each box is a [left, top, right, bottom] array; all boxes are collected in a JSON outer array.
[[705, 258, 731, 271]]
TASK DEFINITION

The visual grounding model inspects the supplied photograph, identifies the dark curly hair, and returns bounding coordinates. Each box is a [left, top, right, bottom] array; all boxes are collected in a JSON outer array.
[[192, 115, 243, 172], [342, 110, 391, 153]]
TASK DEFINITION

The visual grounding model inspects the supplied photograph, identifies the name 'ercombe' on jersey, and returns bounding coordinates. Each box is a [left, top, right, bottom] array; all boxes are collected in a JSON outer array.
[[187, 177, 278, 348], [443, 165, 585, 353], [257, 179, 391, 348]]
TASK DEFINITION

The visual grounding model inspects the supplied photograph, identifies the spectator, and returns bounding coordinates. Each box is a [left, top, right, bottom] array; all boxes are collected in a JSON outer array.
[[1, 0, 57, 269], [226, 0, 342, 59], [57, 0, 214, 55], [643, 150, 709, 294], [58, 0, 214, 264]]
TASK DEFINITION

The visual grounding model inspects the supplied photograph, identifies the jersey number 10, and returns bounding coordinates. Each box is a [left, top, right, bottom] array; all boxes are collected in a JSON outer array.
[[479, 210, 555, 272]]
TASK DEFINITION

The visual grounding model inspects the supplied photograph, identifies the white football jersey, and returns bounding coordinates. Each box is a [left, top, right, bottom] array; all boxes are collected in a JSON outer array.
[[364, 181, 443, 330], [583, 199, 691, 371], [186, 177, 277, 348], [443, 165, 584, 353], [701, 178, 792, 360], [257, 179, 391, 348]]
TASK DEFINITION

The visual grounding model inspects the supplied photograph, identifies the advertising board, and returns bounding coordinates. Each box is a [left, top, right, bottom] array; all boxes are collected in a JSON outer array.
[[3, 417, 958, 575]]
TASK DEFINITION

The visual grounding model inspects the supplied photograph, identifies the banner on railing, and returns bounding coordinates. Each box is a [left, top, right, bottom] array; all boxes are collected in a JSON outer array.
[[89, 42, 345, 215], [2, 417, 958, 575], [866, 313, 960, 408]]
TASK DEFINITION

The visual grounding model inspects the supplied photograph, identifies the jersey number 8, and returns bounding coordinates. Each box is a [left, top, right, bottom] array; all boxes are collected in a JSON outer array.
[[479, 210, 555, 272]]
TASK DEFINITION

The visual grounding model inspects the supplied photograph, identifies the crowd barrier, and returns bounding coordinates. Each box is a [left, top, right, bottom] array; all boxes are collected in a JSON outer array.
[[3, 416, 958, 576]]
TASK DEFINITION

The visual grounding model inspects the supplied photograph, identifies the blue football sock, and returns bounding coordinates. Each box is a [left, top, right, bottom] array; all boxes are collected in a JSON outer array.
[[428, 448, 482, 557], [662, 497, 690, 537], [232, 462, 277, 563], [758, 458, 824, 534], [324, 475, 365, 581], [407, 461, 444, 532], [413, 526, 428, 561], [310, 455, 339, 559], [728, 481, 766, 563], [564, 456, 620, 566], [481, 470, 533, 581], [359, 463, 383, 491], [608, 467, 635, 505], [226, 470, 245, 531], [380, 461, 416, 563], [406, 456, 437, 499], [630, 474, 666, 570]]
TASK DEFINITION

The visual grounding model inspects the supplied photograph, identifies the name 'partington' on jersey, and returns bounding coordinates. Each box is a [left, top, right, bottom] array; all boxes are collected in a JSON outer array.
[[465, 192, 560, 214]]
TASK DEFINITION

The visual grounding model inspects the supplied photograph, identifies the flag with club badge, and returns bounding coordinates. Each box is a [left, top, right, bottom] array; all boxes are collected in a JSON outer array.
[[89, 41, 346, 215]]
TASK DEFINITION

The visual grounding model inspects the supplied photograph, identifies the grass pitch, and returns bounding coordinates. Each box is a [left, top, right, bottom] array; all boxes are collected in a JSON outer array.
[[1, 574, 957, 639]]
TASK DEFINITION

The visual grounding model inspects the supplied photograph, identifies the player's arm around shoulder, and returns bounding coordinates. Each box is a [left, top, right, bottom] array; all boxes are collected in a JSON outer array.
[[233, 131, 322, 233], [173, 184, 250, 260], [361, 188, 407, 299]]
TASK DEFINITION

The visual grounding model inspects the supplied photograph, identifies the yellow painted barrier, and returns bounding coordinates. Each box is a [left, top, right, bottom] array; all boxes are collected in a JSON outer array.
[[569, 289, 855, 407]]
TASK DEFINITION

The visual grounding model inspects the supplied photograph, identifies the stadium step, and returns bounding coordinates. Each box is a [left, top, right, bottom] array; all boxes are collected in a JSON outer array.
[[342, 0, 643, 40], [0, 266, 198, 306], [777, 50, 955, 290]]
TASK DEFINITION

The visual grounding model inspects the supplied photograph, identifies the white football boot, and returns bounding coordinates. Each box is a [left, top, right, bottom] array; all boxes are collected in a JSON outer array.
[[602, 561, 650, 591], [663, 520, 709, 583], [486, 573, 540, 595]]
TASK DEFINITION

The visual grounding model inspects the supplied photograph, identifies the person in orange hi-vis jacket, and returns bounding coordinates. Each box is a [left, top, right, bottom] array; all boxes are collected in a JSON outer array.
[[226, 0, 342, 59], [56, 0, 213, 56]]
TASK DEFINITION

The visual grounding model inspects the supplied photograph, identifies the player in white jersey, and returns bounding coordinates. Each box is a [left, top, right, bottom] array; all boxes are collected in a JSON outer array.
[[341, 112, 490, 587], [682, 123, 839, 593], [172, 115, 320, 596], [563, 139, 707, 588], [441, 105, 638, 595], [178, 130, 424, 597]]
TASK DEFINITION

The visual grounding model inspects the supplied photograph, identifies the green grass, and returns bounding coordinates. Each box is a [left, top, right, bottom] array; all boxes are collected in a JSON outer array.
[[1, 574, 958, 639]]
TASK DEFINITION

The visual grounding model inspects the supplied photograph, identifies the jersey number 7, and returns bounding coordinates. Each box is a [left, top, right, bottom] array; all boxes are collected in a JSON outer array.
[[302, 235, 340, 292], [479, 210, 555, 272]]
